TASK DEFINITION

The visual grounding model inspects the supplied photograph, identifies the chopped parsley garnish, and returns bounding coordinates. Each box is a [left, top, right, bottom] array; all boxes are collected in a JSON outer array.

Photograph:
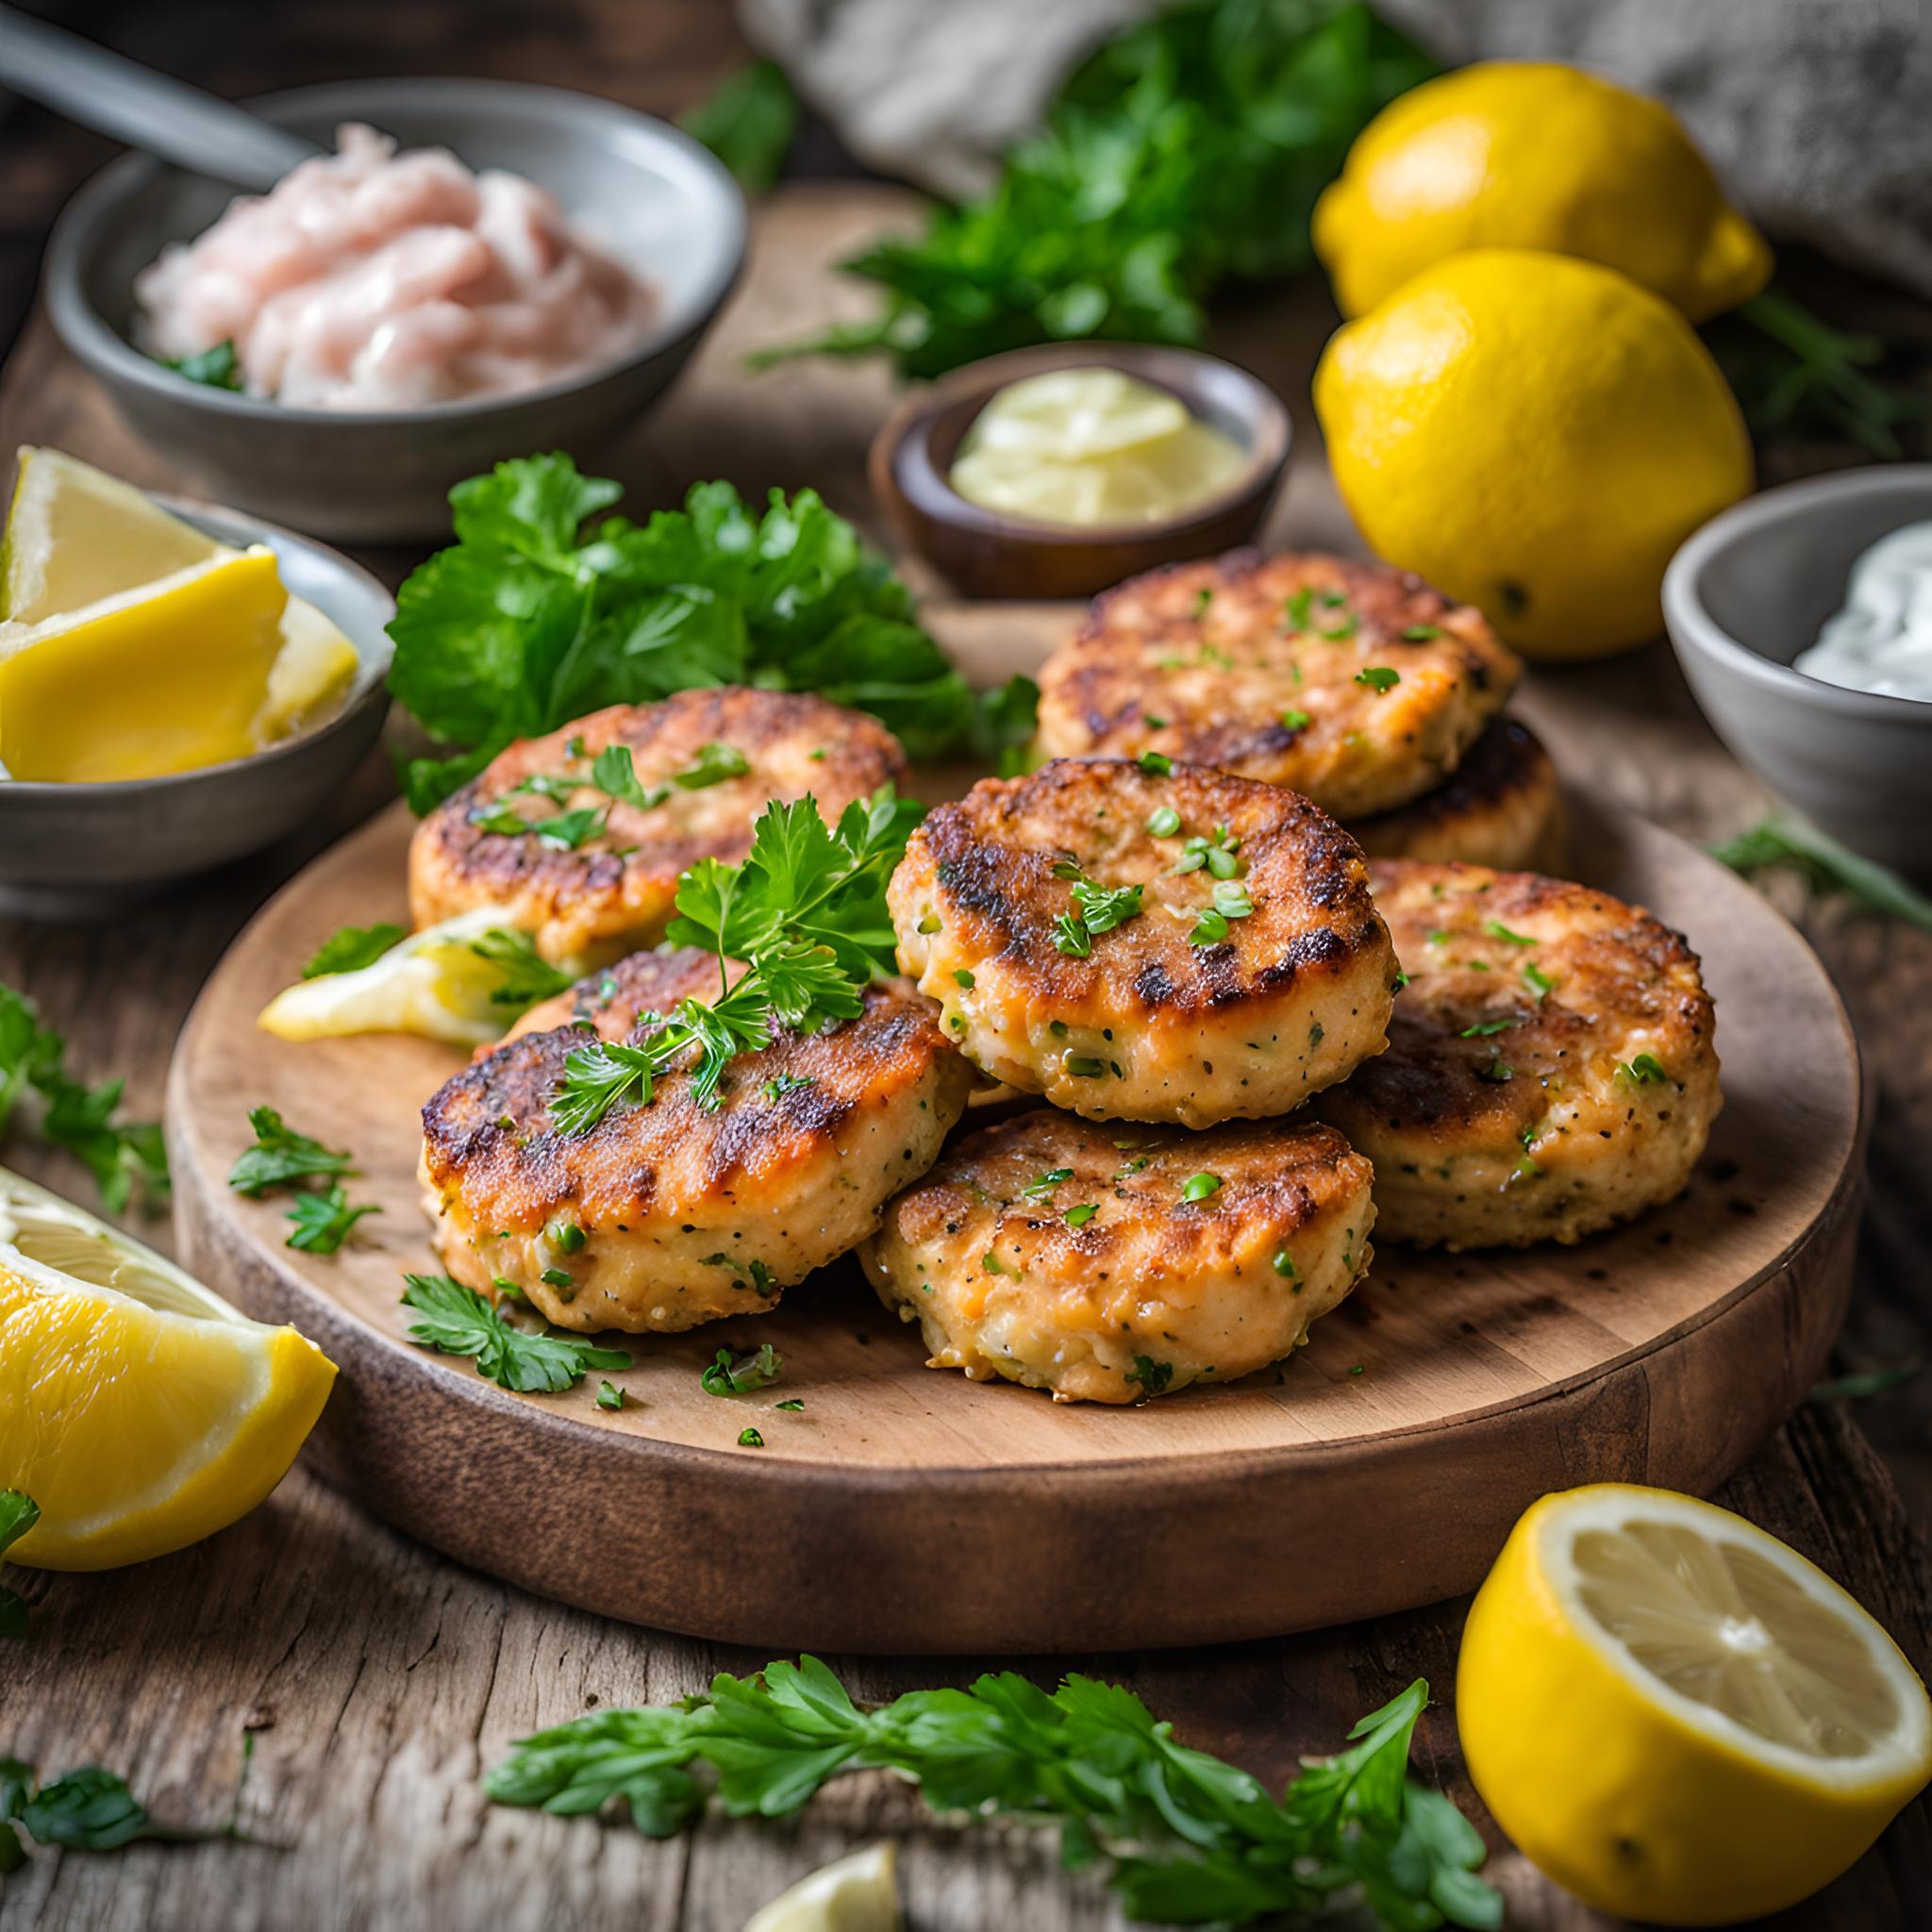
[[1144, 713, 1169, 728], [540, 1267, 575, 1290], [1191, 587, 1213, 619], [1211, 877, 1253, 919], [285, 1186, 380, 1255], [591, 744, 669, 812], [1063, 1055, 1108, 1078], [551, 790, 919, 1130], [1513, 1124, 1542, 1180], [1272, 1249, 1300, 1280], [1279, 707, 1311, 732], [1180, 1172, 1222, 1202], [1459, 1020, 1510, 1038], [738, 1427, 765, 1448], [774, 1398, 805, 1412], [762, 1073, 815, 1104], [1474, 1058, 1514, 1083], [544, 1216, 588, 1254], [676, 741, 752, 790], [1281, 587, 1315, 631], [399, 1274, 631, 1392], [1401, 624, 1442, 641], [701, 1342, 784, 1396], [301, 922, 407, 979], [596, 1380, 626, 1411], [1171, 824, 1242, 878], [1482, 919, 1536, 946], [1191, 908, 1230, 945], [468, 798, 535, 837], [1065, 1203, 1098, 1228], [1136, 750, 1174, 775], [1053, 913, 1092, 958], [1523, 962, 1557, 1001], [1072, 878, 1143, 933], [1319, 609, 1358, 641], [1354, 666, 1400, 693], [953, 968, 976, 989], [1145, 806, 1182, 838], [1616, 1053, 1670, 1085], [528, 807, 607, 851], [982, 1250, 1011, 1275], [1125, 1355, 1174, 1396], [1024, 1168, 1074, 1200]]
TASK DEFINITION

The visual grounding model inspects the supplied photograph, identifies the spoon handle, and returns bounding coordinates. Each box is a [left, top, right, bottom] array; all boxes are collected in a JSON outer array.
[[0, 6, 321, 191]]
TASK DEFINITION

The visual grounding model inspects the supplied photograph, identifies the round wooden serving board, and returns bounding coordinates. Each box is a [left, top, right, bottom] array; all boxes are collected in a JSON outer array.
[[169, 794, 1864, 1654]]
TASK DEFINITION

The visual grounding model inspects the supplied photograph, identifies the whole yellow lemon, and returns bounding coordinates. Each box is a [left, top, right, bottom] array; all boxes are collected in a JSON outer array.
[[1313, 60, 1772, 323], [1313, 249, 1755, 659]]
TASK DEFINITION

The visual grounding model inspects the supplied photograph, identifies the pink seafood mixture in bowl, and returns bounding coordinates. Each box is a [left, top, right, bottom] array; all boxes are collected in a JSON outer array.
[[134, 124, 657, 411]]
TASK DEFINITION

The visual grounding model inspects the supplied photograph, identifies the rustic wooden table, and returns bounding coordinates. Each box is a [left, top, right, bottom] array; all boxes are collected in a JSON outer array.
[[2, 8, 1930, 1927]]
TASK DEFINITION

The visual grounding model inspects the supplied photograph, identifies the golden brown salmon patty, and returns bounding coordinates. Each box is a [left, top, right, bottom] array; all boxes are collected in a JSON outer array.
[[1033, 551, 1520, 818], [891, 758, 1396, 1127], [409, 688, 908, 970], [1350, 717, 1565, 871], [1310, 860, 1721, 1249], [860, 1110, 1374, 1404], [420, 949, 974, 1333]]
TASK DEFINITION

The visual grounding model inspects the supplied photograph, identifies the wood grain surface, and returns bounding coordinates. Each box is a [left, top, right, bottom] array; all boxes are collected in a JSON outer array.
[[2, 73, 1929, 1926]]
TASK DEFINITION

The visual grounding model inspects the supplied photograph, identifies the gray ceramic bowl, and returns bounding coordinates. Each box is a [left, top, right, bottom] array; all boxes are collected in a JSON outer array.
[[1664, 465, 1932, 878], [43, 78, 746, 541], [0, 498, 393, 918]]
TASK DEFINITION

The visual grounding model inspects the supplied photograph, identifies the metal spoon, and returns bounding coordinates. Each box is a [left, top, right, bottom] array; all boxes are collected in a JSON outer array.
[[0, 5, 321, 190]]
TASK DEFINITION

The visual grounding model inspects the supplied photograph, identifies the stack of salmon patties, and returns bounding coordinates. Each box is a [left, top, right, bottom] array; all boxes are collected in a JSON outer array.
[[864, 551, 1720, 1402]]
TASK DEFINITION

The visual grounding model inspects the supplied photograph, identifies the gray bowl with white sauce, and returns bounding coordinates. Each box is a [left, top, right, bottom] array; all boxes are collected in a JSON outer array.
[[1664, 466, 1932, 879], [44, 78, 746, 541]]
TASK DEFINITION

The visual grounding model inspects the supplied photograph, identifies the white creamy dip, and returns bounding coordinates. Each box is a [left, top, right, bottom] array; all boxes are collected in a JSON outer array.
[[135, 125, 655, 411], [1791, 521, 1932, 703]]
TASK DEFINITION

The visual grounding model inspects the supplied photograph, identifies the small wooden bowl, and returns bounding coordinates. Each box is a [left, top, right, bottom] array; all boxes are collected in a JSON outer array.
[[869, 342, 1291, 601]]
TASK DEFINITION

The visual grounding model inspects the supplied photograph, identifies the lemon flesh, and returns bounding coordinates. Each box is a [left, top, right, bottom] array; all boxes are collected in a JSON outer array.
[[0, 549, 288, 781], [950, 367, 1246, 527], [0, 1164, 336, 1570], [1314, 248, 1753, 659], [0, 444, 359, 759], [1457, 1483, 1932, 1924], [258, 908, 529, 1046], [743, 1843, 901, 1932], [1313, 60, 1772, 324]]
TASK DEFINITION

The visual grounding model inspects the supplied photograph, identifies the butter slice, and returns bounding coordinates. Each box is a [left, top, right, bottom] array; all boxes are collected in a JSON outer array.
[[0, 546, 289, 782]]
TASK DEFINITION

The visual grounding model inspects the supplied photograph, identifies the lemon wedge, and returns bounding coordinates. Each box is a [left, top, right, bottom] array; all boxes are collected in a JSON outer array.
[[0, 549, 289, 781], [258, 908, 534, 1046], [0, 1164, 336, 1570], [951, 368, 1246, 527], [1457, 1483, 1932, 1924], [743, 1844, 901, 1932], [0, 444, 360, 758]]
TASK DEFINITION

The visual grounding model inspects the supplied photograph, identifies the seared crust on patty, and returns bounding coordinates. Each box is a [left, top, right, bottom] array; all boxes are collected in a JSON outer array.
[[409, 688, 907, 969], [420, 955, 973, 1333], [891, 759, 1396, 1126], [1351, 717, 1566, 871], [1034, 551, 1520, 817], [1311, 860, 1721, 1249], [860, 1110, 1375, 1403]]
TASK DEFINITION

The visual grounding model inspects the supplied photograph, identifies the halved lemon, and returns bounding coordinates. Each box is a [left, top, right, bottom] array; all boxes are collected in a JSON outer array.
[[0, 1165, 336, 1570], [258, 908, 532, 1046], [1457, 1483, 1932, 1924], [743, 1843, 900, 1932]]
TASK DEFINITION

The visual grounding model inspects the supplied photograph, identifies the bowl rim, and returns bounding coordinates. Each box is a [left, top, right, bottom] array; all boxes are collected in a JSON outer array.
[[1663, 463, 1932, 726], [43, 75, 748, 429], [0, 493, 395, 801], [872, 341, 1292, 551]]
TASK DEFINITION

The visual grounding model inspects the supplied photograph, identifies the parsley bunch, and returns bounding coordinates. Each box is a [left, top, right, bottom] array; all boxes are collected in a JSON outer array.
[[553, 788, 919, 1131], [0, 981, 168, 1213], [486, 1657, 1499, 1930], [388, 458, 1035, 810], [754, 0, 1435, 380]]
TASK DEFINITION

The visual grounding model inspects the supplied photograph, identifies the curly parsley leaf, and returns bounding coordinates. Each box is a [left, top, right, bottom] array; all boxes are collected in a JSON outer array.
[[390, 460, 1031, 808], [700, 1342, 784, 1396], [484, 1660, 1497, 1930], [0, 1491, 40, 1639], [285, 1185, 381, 1256], [301, 922, 408, 979], [227, 1107, 356, 1197], [0, 981, 168, 1212], [399, 1274, 631, 1393]]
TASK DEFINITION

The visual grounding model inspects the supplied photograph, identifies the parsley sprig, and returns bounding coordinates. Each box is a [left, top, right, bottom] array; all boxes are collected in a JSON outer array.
[[2, 1759, 155, 1868], [400, 1274, 631, 1393], [0, 981, 168, 1212], [228, 1108, 381, 1256], [551, 790, 918, 1131], [484, 1658, 1499, 1931]]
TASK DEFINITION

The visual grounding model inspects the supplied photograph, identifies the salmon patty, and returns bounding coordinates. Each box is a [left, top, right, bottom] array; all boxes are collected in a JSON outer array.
[[891, 758, 1396, 1127], [861, 1110, 1374, 1403], [409, 688, 908, 970], [1311, 860, 1721, 1249], [1033, 551, 1519, 817], [1350, 717, 1565, 872], [420, 948, 974, 1333]]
